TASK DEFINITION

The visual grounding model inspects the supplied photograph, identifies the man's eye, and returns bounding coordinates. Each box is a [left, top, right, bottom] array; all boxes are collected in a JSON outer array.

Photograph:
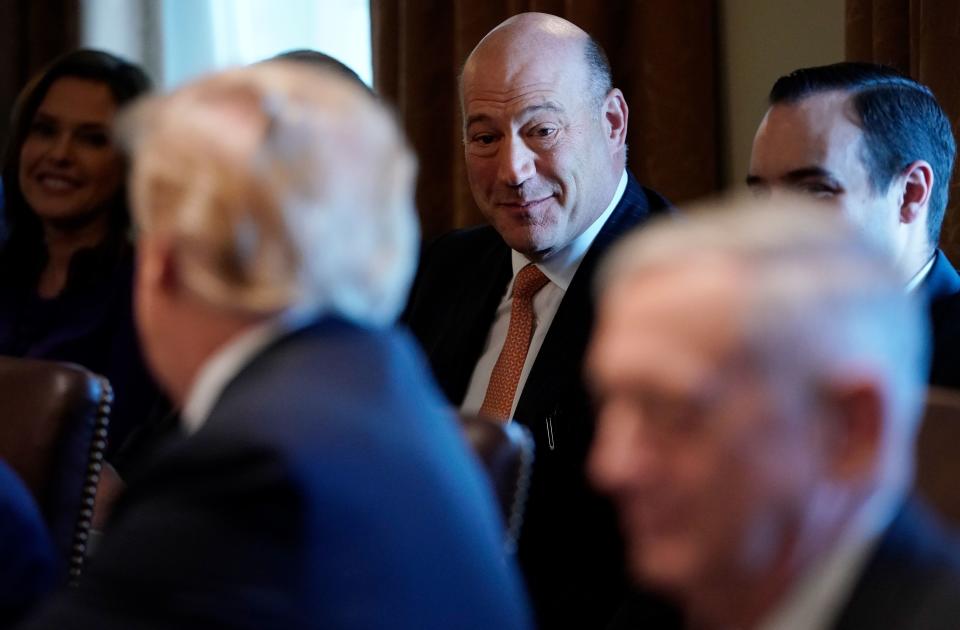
[[643, 397, 703, 435], [531, 126, 556, 139], [473, 134, 496, 145], [799, 182, 838, 197]]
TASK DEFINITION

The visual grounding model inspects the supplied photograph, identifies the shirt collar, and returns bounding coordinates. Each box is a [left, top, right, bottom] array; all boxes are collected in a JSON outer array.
[[511, 169, 627, 290], [181, 307, 316, 435], [905, 252, 937, 293]]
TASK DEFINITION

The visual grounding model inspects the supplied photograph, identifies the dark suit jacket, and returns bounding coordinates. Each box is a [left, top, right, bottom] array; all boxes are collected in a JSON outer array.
[[20, 319, 531, 629], [404, 172, 671, 629], [609, 499, 960, 630], [925, 249, 960, 388], [0, 234, 165, 459], [832, 499, 960, 630]]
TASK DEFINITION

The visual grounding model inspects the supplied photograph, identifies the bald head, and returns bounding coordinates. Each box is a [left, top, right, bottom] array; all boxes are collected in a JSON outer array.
[[471, 12, 587, 57], [459, 12, 626, 259], [462, 13, 612, 111]]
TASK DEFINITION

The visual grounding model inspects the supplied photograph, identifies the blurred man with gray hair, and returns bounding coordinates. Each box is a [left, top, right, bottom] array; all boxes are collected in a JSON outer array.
[[589, 197, 960, 629], [21, 62, 530, 629]]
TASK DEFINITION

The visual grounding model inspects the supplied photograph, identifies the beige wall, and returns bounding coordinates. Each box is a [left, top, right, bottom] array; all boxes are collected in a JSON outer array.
[[720, 0, 845, 189]]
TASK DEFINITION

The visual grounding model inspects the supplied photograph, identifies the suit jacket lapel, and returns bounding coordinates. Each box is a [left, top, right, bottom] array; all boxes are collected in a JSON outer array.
[[830, 498, 960, 630], [513, 173, 667, 427], [923, 249, 960, 303], [439, 242, 512, 405]]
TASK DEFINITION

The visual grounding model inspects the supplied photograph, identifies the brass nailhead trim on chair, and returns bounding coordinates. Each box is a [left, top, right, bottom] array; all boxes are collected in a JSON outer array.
[[68, 377, 113, 586], [503, 423, 534, 555]]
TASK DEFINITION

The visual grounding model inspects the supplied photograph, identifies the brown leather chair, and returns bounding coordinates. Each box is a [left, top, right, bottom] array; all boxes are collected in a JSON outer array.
[[915, 386, 960, 528], [0, 356, 112, 583], [459, 414, 534, 553]]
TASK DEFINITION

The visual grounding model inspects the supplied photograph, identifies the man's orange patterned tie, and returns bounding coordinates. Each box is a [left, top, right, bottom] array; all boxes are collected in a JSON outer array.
[[479, 263, 550, 420]]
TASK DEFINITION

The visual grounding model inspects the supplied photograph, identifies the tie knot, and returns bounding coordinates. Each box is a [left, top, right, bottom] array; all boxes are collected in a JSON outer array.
[[512, 264, 549, 300]]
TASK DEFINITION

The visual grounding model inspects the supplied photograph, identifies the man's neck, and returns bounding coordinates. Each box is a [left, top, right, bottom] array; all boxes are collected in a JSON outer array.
[[685, 550, 808, 630], [905, 250, 937, 293], [685, 489, 877, 629], [179, 307, 313, 434], [520, 169, 627, 277], [167, 311, 261, 410], [898, 230, 935, 286]]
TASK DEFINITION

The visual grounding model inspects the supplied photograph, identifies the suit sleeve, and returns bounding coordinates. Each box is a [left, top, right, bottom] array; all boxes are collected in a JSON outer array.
[[18, 438, 306, 630]]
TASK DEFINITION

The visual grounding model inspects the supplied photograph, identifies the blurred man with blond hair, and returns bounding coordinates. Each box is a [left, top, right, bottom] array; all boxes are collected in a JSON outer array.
[[589, 196, 960, 629], [21, 62, 530, 630]]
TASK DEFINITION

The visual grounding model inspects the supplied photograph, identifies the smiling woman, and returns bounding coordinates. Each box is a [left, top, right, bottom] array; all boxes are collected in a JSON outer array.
[[0, 49, 165, 460], [18, 78, 124, 286]]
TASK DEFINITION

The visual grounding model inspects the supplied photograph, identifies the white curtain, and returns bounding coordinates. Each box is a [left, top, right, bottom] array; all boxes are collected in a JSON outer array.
[[82, 0, 372, 89], [81, 0, 168, 84]]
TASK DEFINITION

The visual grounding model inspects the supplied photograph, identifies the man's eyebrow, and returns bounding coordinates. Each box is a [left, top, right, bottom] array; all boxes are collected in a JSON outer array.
[[465, 102, 564, 129], [465, 113, 492, 128], [521, 102, 563, 116], [745, 167, 837, 187], [782, 167, 835, 183]]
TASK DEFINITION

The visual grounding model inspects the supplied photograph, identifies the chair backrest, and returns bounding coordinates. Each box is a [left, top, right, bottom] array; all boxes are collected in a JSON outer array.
[[916, 386, 960, 528], [0, 356, 111, 583], [459, 414, 534, 553]]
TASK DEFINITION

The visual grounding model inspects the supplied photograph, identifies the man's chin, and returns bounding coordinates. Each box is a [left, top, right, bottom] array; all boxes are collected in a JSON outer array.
[[629, 539, 702, 595], [498, 229, 556, 260]]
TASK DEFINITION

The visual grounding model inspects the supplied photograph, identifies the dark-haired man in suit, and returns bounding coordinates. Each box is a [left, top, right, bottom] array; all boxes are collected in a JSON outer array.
[[404, 11, 671, 629], [748, 62, 960, 388]]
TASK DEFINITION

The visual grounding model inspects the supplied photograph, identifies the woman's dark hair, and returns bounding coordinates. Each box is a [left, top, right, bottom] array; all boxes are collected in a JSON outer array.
[[0, 48, 152, 255]]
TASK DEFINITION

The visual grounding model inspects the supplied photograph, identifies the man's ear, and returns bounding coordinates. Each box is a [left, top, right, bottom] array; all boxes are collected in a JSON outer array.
[[602, 88, 629, 152], [137, 234, 180, 296], [818, 377, 885, 480], [898, 160, 934, 225]]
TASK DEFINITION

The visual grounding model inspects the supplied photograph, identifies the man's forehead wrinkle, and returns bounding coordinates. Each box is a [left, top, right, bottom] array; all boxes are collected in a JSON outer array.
[[466, 83, 562, 108], [598, 267, 749, 391], [465, 43, 570, 83], [463, 46, 580, 108], [757, 101, 866, 178], [464, 27, 587, 89]]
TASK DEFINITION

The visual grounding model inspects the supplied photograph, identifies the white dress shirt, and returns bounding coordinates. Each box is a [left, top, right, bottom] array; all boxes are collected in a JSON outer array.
[[460, 170, 628, 419], [905, 252, 937, 293]]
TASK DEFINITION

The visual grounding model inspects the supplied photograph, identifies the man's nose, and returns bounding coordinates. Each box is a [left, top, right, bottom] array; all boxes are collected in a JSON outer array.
[[588, 408, 660, 495], [497, 135, 535, 188]]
